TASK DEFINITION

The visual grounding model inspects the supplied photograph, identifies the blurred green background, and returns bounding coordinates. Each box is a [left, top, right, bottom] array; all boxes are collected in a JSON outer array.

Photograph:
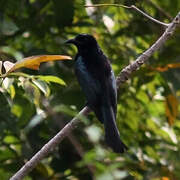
[[0, 0, 180, 179]]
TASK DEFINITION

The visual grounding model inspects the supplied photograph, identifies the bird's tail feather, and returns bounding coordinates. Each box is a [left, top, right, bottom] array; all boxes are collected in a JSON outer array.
[[101, 106, 128, 153]]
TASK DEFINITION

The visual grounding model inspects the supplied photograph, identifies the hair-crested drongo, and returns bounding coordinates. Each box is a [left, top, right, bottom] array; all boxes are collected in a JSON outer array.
[[66, 34, 127, 153]]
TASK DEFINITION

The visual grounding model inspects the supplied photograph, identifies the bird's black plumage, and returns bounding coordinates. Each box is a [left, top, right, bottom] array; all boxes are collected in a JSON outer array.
[[66, 34, 127, 153]]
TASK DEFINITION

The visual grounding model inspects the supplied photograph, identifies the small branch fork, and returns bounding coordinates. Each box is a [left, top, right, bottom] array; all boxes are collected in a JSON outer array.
[[10, 5, 180, 180], [85, 4, 169, 27]]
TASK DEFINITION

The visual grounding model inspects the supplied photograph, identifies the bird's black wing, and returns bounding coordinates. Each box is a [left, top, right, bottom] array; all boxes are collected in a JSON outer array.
[[75, 55, 102, 109], [107, 70, 117, 116]]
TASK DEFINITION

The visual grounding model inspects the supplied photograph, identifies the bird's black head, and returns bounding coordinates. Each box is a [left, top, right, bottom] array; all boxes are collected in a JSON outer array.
[[66, 34, 98, 54]]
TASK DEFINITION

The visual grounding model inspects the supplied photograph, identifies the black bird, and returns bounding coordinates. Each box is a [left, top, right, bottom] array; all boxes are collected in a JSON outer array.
[[66, 34, 127, 153]]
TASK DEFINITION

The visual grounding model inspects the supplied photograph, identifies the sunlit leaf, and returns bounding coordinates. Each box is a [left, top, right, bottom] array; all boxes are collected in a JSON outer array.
[[162, 177, 169, 180], [36, 75, 66, 86], [7, 55, 72, 73], [11, 104, 22, 118], [9, 85, 16, 99], [2, 77, 14, 89], [161, 126, 177, 144], [165, 94, 178, 126], [0, 61, 2, 75], [3, 135, 20, 144], [32, 79, 50, 97], [3, 61, 15, 72]]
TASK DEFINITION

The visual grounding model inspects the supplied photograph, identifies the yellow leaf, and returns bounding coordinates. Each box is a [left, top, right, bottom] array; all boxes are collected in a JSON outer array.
[[151, 63, 180, 72], [165, 94, 178, 126], [7, 55, 72, 73], [162, 177, 169, 180], [9, 84, 16, 99]]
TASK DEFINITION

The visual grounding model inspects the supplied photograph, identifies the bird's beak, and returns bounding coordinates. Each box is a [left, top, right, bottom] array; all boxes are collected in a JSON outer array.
[[65, 38, 77, 45]]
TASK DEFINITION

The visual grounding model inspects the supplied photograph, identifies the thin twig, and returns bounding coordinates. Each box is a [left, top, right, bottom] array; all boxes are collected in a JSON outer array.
[[146, 0, 173, 20], [85, 4, 169, 27], [85, 3, 131, 9], [10, 11, 180, 180], [131, 5, 169, 27]]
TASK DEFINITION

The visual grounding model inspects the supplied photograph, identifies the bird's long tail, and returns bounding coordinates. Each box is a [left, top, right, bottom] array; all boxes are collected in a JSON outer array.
[[101, 106, 128, 153]]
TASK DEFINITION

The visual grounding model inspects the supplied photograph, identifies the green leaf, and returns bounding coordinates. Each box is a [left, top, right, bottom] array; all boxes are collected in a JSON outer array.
[[36, 75, 66, 86], [9, 85, 16, 99], [11, 93, 36, 127], [3, 135, 19, 144], [32, 79, 50, 97], [0, 149, 15, 161], [11, 104, 22, 118], [0, 16, 19, 36]]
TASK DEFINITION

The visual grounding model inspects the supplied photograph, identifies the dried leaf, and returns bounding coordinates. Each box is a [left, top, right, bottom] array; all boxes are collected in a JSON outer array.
[[151, 63, 180, 72], [7, 55, 72, 73], [162, 177, 169, 180], [165, 94, 178, 126]]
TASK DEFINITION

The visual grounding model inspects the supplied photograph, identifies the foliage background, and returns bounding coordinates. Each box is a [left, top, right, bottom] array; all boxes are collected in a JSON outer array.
[[0, 0, 180, 179]]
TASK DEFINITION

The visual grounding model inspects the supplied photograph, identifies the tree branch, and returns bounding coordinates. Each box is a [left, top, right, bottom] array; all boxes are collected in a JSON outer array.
[[10, 11, 180, 180], [44, 101, 95, 178], [145, 0, 173, 20]]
